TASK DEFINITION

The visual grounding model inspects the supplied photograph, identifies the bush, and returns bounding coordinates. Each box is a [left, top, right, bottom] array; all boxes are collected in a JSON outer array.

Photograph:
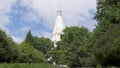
[[17, 43, 47, 63]]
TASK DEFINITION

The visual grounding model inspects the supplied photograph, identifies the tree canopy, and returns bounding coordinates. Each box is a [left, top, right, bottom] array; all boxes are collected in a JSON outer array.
[[92, 24, 120, 67], [92, 0, 120, 67], [51, 26, 93, 67], [24, 31, 53, 58], [94, 0, 120, 36], [17, 43, 47, 63], [0, 29, 18, 62]]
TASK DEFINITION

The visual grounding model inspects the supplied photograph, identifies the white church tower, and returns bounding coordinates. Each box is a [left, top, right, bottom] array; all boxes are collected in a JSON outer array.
[[52, 9, 65, 47]]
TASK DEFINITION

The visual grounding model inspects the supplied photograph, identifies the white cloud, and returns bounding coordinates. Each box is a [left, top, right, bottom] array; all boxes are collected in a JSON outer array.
[[41, 31, 52, 39], [0, 0, 21, 43], [0, 0, 97, 43], [0, 0, 16, 28], [12, 36, 23, 44], [0, 0, 18, 42], [20, 0, 97, 31]]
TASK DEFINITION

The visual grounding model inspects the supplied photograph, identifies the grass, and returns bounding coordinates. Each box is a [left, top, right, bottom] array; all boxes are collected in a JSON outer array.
[[0, 63, 68, 68]]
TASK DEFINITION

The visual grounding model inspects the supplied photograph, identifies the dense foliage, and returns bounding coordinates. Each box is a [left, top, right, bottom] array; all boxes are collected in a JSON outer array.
[[0, 29, 18, 63], [17, 43, 47, 63], [0, 29, 52, 63], [94, 0, 120, 36], [92, 24, 120, 67], [51, 26, 94, 67], [25, 30, 33, 43], [92, 0, 120, 67], [24, 31, 53, 58]]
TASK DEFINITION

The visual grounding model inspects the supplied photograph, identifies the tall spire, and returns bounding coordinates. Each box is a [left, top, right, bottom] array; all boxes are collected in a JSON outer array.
[[52, 9, 65, 47]]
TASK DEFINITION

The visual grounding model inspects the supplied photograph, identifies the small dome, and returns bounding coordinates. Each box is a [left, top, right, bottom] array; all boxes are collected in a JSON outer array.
[[57, 9, 62, 16]]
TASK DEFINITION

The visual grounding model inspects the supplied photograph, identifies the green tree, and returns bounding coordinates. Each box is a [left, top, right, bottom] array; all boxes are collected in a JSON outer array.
[[94, 0, 120, 36], [24, 31, 53, 58], [51, 26, 93, 67], [0, 29, 7, 62], [25, 30, 33, 43], [92, 24, 120, 67], [0, 29, 18, 62], [32, 37, 53, 58], [18, 43, 47, 63], [92, 0, 120, 67]]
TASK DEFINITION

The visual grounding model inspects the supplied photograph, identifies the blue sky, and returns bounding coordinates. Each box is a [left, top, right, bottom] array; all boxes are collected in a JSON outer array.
[[0, 0, 97, 43]]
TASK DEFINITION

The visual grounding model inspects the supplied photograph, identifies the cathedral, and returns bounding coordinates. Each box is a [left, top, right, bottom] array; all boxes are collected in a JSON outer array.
[[52, 9, 65, 47]]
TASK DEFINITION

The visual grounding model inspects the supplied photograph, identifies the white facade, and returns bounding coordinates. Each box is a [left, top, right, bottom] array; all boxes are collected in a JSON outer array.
[[52, 9, 65, 47]]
